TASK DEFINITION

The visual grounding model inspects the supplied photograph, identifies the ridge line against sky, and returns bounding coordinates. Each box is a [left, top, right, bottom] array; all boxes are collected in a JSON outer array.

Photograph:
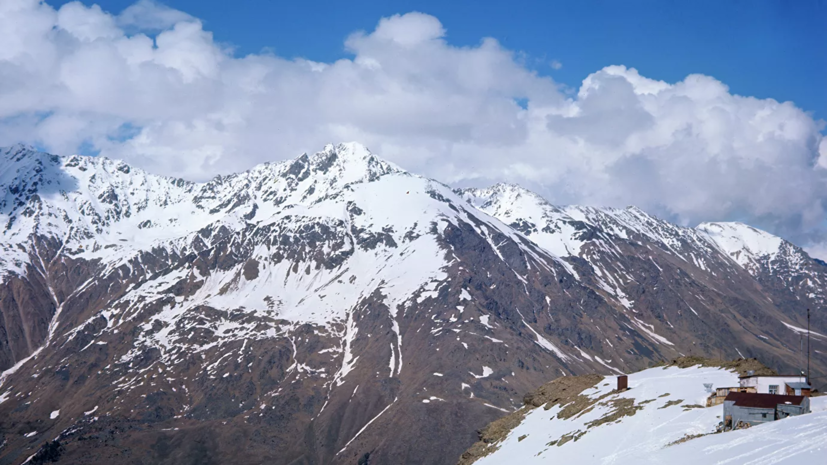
[[1, 0, 827, 257]]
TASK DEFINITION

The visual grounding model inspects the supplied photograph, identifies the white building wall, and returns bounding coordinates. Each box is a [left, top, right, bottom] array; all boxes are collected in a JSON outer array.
[[739, 376, 806, 394]]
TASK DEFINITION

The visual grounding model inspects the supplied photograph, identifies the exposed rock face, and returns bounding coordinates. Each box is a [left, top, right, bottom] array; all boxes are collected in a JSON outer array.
[[0, 144, 824, 464]]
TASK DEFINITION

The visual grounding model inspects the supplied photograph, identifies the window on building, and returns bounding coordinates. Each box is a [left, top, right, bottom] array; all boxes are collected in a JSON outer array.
[[769, 385, 779, 395]]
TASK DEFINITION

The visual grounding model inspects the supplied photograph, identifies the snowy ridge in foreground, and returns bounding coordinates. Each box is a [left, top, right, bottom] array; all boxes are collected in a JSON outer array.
[[653, 398, 827, 465], [475, 365, 827, 465]]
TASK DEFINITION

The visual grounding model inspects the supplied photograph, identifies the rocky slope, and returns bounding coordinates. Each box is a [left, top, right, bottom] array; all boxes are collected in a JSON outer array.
[[0, 143, 824, 465], [464, 184, 826, 370]]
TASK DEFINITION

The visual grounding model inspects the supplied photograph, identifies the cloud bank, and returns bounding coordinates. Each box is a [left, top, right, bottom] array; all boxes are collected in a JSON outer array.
[[1, 0, 826, 254]]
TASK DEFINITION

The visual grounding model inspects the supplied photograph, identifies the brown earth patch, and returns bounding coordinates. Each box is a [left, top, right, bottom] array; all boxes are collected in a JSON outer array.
[[525, 374, 605, 409], [659, 399, 683, 409], [554, 430, 585, 446], [457, 374, 604, 465], [660, 356, 776, 377], [665, 433, 709, 447], [584, 398, 643, 429]]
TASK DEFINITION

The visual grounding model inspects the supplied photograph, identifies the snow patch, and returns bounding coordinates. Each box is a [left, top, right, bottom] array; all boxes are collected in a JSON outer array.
[[470, 366, 494, 379], [782, 321, 826, 339]]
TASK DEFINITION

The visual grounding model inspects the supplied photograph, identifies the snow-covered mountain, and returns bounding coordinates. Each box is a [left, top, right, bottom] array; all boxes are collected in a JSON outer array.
[[462, 361, 827, 465], [463, 182, 825, 348], [0, 143, 824, 465]]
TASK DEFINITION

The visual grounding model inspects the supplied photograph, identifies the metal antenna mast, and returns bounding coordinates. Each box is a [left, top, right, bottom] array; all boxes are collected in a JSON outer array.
[[807, 308, 811, 385]]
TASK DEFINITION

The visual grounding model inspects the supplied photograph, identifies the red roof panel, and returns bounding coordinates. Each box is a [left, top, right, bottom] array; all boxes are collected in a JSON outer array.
[[724, 392, 805, 408]]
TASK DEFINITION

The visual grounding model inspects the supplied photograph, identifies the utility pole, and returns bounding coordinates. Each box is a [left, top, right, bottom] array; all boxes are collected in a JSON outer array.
[[807, 308, 811, 385]]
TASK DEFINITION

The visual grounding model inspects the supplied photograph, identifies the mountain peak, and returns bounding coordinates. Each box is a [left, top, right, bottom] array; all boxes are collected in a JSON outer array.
[[0, 144, 56, 166], [468, 182, 539, 197], [696, 221, 785, 267], [321, 141, 372, 158], [300, 142, 405, 184], [1, 143, 36, 156], [460, 182, 552, 212]]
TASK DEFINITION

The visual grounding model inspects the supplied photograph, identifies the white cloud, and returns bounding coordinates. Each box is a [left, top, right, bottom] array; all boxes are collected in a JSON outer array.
[[0, 0, 826, 254], [57, 2, 121, 42], [364, 12, 445, 46], [550, 60, 562, 70], [117, 0, 193, 31]]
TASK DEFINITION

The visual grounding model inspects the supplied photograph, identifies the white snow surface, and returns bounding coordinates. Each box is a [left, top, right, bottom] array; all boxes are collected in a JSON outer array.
[[477, 364, 827, 465], [462, 183, 823, 314], [781, 321, 827, 340], [462, 184, 586, 258], [462, 184, 734, 311], [464, 184, 803, 278], [479, 315, 492, 329], [1, 142, 580, 381], [463, 184, 719, 262], [471, 366, 494, 379], [697, 222, 785, 268], [2, 143, 817, 390], [0, 142, 405, 279]]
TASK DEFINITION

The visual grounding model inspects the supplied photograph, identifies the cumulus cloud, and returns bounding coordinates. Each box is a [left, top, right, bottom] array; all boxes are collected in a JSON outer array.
[[0, 0, 826, 255], [118, 0, 194, 31]]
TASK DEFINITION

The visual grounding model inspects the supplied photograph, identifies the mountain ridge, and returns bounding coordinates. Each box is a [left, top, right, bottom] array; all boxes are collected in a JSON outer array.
[[0, 142, 824, 465]]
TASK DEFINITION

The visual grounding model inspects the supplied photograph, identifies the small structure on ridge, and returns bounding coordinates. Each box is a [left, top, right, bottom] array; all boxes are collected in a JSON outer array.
[[722, 392, 810, 430]]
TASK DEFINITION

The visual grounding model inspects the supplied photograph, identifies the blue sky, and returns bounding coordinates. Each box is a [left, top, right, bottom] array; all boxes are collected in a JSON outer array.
[[50, 0, 826, 124]]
